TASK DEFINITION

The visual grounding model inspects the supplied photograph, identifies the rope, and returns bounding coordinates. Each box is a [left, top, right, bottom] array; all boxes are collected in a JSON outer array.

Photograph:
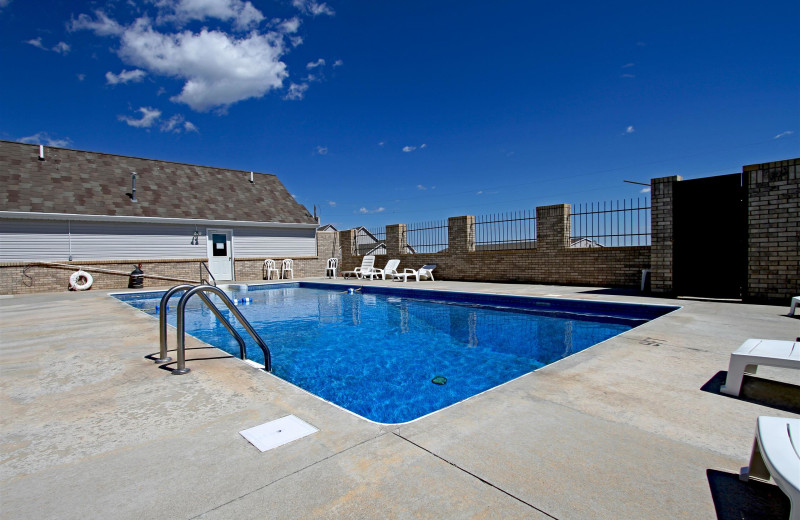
[[22, 262, 198, 285]]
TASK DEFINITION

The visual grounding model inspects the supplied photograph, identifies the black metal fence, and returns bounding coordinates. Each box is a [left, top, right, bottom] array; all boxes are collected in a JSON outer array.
[[570, 198, 651, 247], [354, 226, 386, 255], [405, 220, 448, 254], [351, 197, 650, 254], [474, 210, 537, 251]]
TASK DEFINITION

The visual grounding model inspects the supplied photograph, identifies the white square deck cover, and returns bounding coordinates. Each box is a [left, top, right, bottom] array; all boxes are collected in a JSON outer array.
[[240, 415, 319, 452]]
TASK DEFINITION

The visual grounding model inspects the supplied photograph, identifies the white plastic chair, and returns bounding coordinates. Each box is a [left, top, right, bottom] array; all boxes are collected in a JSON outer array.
[[326, 258, 338, 278], [740, 416, 800, 520], [263, 259, 279, 280], [281, 259, 294, 279], [720, 339, 799, 397]]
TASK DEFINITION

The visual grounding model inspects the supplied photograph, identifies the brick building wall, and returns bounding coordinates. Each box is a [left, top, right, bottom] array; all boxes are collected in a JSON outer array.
[[745, 159, 800, 302], [0, 231, 339, 295]]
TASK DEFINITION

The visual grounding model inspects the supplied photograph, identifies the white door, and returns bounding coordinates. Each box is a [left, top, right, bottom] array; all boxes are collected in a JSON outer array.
[[207, 229, 234, 280]]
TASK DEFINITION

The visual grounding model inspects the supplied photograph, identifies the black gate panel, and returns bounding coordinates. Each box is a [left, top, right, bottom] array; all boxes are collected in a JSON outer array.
[[673, 173, 746, 298]]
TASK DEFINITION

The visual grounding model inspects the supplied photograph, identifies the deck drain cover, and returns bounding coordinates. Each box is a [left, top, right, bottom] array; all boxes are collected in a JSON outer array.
[[240, 415, 318, 452]]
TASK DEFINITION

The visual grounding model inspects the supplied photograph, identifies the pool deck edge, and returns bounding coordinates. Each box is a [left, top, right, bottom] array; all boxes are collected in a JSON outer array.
[[1, 278, 798, 519]]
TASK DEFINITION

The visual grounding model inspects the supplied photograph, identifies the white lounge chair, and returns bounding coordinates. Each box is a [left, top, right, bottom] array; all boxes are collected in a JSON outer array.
[[720, 339, 800, 397], [281, 258, 294, 279], [790, 296, 799, 316], [263, 259, 279, 280], [392, 264, 436, 282], [342, 255, 375, 279], [325, 258, 338, 278], [360, 257, 392, 280], [739, 416, 800, 520], [370, 259, 400, 281]]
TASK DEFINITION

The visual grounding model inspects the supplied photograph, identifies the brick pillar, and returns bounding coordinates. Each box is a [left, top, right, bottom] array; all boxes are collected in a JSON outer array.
[[316, 230, 339, 261], [650, 175, 682, 295], [339, 229, 358, 271], [536, 204, 570, 251], [386, 224, 407, 257], [745, 159, 799, 302], [448, 216, 475, 254]]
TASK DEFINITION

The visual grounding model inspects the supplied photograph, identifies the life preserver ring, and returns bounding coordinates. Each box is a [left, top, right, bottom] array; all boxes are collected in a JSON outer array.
[[69, 270, 93, 291]]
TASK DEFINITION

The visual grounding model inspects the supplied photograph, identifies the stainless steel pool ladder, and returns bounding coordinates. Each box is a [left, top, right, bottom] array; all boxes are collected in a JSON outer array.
[[155, 284, 272, 374]]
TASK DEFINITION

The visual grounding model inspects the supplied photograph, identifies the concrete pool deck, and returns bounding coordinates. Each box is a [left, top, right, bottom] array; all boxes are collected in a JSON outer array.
[[1, 279, 798, 519]]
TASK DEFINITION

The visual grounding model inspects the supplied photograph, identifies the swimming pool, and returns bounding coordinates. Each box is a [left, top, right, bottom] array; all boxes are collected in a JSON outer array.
[[113, 283, 677, 423]]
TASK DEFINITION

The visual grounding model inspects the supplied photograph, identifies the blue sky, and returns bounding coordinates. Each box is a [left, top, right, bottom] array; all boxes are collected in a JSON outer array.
[[1, 1, 798, 229]]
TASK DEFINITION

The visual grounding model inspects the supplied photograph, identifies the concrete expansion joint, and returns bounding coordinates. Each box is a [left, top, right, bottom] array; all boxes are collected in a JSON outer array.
[[187, 430, 389, 520], [391, 431, 560, 519]]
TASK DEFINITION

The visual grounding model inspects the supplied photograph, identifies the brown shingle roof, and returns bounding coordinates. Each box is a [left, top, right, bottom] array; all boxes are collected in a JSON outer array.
[[0, 140, 316, 224]]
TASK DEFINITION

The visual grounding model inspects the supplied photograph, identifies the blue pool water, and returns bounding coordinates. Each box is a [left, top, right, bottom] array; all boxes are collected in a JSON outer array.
[[113, 283, 676, 423]]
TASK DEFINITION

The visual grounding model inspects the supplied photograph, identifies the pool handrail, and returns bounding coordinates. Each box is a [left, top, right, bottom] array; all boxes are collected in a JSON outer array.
[[199, 261, 217, 286], [156, 284, 203, 363], [157, 284, 248, 365], [173, 285, 272, 375]]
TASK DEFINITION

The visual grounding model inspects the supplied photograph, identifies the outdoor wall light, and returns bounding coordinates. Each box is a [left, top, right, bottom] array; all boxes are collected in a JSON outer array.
[[191, 227, 201, 245]]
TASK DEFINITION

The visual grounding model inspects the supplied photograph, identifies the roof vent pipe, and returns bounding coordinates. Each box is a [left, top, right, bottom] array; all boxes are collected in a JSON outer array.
[[131, 172, 138, 202], [249, 171, 254, 184], [38, 145, 45, 161]]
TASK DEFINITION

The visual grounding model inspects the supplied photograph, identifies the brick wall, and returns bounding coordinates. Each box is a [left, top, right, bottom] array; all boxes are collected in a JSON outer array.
[[340, 207, 651, 288], [0, 231, 339, 295], [745, 159, 800, 302]]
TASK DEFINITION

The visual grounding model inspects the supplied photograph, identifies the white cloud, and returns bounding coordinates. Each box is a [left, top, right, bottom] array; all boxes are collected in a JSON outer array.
[[624, 125, 635, 134], [328, 200, 336, 207], [119, 106, 162, 128], [306, 58, 325, 69], [118, 108, 197, 132], [26, 37, 71, 54], [402, 146, 416, 152], [378, 141, 384, 147], [73, 10, 294, 112], [158, 0, 265, 30], [284, 82, 308, 100], [315, 145, 328, 155], [77, 74, 86, 81], [420, 143, 427, 149], [640, 187, 651, 194], [52, 41, 70, 54], [0, 0, 12, 10], [279, 17, 301, 34], [359, 207, 385, 214], [18, 132, 71, 148], [333, 59, 343, 67], [416, 184, 427, 190], [621, 73, 635, 78], [160, 114, 185, 132], [774, 130, 794, 139], [70, 10, 125, 36], [105, 69, 147, 85], [25, 37, 46, 50], [622, 63, 635, 68], [292, 0, 334, 16]]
